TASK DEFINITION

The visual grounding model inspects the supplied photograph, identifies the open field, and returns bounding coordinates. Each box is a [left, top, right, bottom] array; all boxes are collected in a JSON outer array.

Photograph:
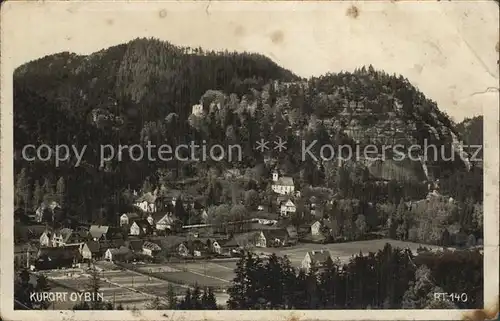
[[130, 239, 442, 289], [38, 268, 158, 309], [29, 239, 439, 309], [258, 239, 442, 266], [136, 261, 235, 287]]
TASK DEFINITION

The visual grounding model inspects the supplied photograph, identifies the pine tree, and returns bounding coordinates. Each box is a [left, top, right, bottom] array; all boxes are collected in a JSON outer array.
[[142, 179, 152, 194], [166, 284, 178, 309], [55, 177, 66, 207], [32, 180, 44, 210], [262, 253, 285, 308], [85, 265, 104, 309], [319, 256, 339, 308], [146, 296, 163, 310], [15, 169, 31, 212], [227, 253, 247, 309], [305, 261, 320, 309], [203, 287, 217, 310], [179, 288, 193, 309], [14, 269, 34, 309], [42, 177, 55, 202], [34, 274, 52, 309], [191, 284, 203, 309], [402, 265, 440, 308]]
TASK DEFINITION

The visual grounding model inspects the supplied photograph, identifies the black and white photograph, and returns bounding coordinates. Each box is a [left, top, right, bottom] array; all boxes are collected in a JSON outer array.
[[1, 1, 499, 320]]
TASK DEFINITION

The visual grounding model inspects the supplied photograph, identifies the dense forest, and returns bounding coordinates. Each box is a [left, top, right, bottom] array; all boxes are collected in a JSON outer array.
[[14, 38, 482, 243]]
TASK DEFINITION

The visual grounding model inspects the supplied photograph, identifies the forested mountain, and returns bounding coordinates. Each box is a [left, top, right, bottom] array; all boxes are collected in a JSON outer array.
[[456, 116, 483, 147], [14, 37, 478, 224]]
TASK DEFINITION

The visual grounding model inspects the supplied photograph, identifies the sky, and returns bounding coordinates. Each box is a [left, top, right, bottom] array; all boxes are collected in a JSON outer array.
[[1, 0, 499, 122]]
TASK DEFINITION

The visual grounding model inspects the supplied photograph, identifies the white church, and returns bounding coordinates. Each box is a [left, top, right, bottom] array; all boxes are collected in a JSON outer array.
[[271, 170, 295, 195]]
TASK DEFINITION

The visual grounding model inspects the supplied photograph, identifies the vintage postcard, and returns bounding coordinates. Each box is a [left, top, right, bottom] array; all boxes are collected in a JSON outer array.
[[1, 1, 499, 320]]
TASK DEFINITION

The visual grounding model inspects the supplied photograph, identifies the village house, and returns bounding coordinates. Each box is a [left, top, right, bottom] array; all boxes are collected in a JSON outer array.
[[301, 250, 332, 272], [142, 241, 161, 257], [129, 220, 152, 236], [186, 239, 208, 257], [35, 201, 61, 223], [154, 196, 175, 212], [200, 209, 209, 223], [210, 240, 222, 254], [80, 241, 101, 261], [39, 228, 53, 247], [104, 246, 131, 262], [14, 243, 38, 269], [147, 212, 175, 231], [134, 192, 158, 213], [119, 213, 140, 227], [35, 245, 81, 270], [310, 221, 322, 236], [51, 228, 84, 247], [286, 225, 299, 241], [280, 199, 297, 217], [271, 170, 295, 195], [126, 239, 144, 253], [88, 225, 110, 241], [226, 231, 267, 249], [263, 229, 290, 247], [177, 243, 189, 257]]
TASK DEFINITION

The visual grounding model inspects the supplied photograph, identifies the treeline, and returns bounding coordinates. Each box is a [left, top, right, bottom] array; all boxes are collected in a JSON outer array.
[[226, 245, 483, 309]]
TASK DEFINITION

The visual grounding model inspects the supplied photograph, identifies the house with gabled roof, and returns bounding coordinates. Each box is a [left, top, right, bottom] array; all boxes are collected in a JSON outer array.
[[51, 228, 84, 247], [120, 213, 140, 227], [125, 239, 143, 253], [80, 241, 101, 261], [263, 229, 289, 247], [104, 246, 132, 262], [280, 199, 296, 217], [142, 241, 161, 257], [301, 249, 332, 272], [130, 219, 152, 236], [134, 192, 157, 213], [88, 225, 110, 241], [225, 231, 267, 249], [39, 228, 53, 247], [147, 212, 175, 231]]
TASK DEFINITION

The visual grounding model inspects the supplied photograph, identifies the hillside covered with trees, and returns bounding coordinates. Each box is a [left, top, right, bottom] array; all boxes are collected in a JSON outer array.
[[14, 38, 481, 238]]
